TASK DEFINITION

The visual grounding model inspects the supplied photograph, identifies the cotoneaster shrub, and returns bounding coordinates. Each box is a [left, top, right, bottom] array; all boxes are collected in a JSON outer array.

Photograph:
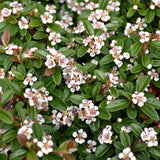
[[0, 0, 160, 160]]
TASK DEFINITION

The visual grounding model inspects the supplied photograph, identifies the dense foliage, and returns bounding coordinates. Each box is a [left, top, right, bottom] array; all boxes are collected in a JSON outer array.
[[0, 0, 160, 160]]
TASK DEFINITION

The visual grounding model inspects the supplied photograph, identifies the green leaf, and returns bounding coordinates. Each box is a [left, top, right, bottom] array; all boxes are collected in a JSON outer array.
[[70, 94, 83, 105], [150, 40, 160, 48], [2, 130, 17, 143], [109, 87, 118, 98], [0, 154, 7, 160], [130, 64, 143, 74], [34, 50, 48, 59], [15, 101, 25, 122], [47, 23, 62, 33], [22, 41, 37, 53], [129, 32, 140, 42], [136, 75, 151, 92], [33, 32, 47, 40], [9, 82, 23, 96], [127, 105, 137, 119], [146, 97, 160, 110], [9, 149, 27, 160], [86, 155, 97, 160], [141, 104, 159, 121], [29, 19, 42, 27], [95, 144, 110, 158], [26, 150, 37, 160], [130, 123, 143, 136], [94, 69, 106, 83], [99, 54, 113, 65], [89, 118, 100, 132], [99, 0, 109, 9], [105, 23, 119, 31], [32, 123, 44, 141], [148, 146, 160, 157], [142, 54, 151, 67], [28, 105, 37, 120], [130, 42, 142, 56], [145, 9, 155, 23], [52, 69, 62, 85], [106, 99, 130, 112], [82, 20, 94, 35], [133, 143, 147, 152], [20, 0, 31, 5], [127, 7, 136, 18], [4, 56, 12, 71], [13, 71, 24, 81], [120, 131, 131, 147], [92, 83, 100, 98], [98, 108, 111, 120], [77, 46, 89, 57], [1, 90, 14, 106], [59, 47, 76, 58], [31, 81, 44, 89], [50, 95, 67, 110], [19, 29, 27, 36], [0, 109, 14, 124], [123, 82, 135, 93]]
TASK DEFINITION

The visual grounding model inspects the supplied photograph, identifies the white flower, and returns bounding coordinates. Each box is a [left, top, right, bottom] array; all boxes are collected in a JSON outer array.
[[45, 55, 56, 69], [0, 68, 5, 79], [123, 52, 130, 59], [18, 125, 33, 140], [133, 5, 138, 10], [119, 147, 136, 160], [48, 32, 61, 46], [23, 73, 37, 86], [1, 8, 12, 17], [139, 31, 151, 43], [98, 125, 113, 144], [45, 4, 56, 14], [141, 127, 158, 147], [132, 91, 147, 107], [72, 129, 87, 144], [40, 12, 53, 24], [121, 126, 131, 133], [147, 69, 159, 81], [18, 16, 29, 29], [86, 140, 97, 153]]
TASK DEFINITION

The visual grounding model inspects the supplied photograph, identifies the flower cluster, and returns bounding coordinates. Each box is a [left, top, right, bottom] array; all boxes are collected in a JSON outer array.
[[98, 125, 113, 144], [83, 34, 107, 57], [51, 106, 79, 127], [141, 127, 158, 147], [78, 99, 99, 124], [118, 147, 136, 160], [45, 47, 68, 69], [88, 9, 110, 23], [132, 91, 147, 107], [63, 58, 87, 92], [24, 87, 53, 110]]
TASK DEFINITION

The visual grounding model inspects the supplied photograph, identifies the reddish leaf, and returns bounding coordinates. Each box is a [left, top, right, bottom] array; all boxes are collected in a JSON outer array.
[[17, 134, 28, 147], [62, 153, 76, 160], [11, 56, 20, 63], [45, 68, 56, 76], [1, 30, 10, 46]]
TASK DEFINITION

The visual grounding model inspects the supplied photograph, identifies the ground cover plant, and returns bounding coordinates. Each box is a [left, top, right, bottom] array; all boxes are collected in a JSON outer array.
[[0, 0, 160, 159]]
